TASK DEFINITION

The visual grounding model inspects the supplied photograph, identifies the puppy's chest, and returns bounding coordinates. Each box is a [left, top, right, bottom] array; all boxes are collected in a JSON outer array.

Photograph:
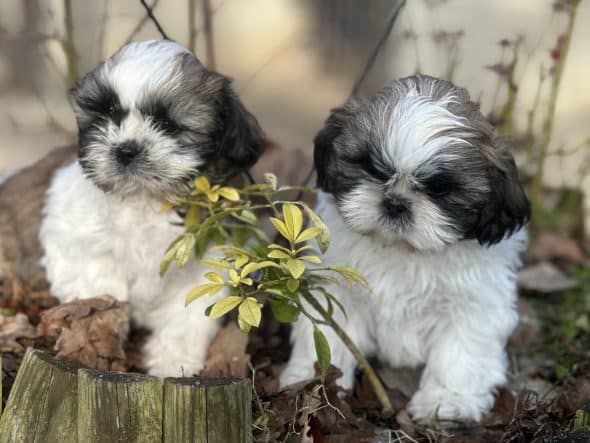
[[104, 198, 183, 273]]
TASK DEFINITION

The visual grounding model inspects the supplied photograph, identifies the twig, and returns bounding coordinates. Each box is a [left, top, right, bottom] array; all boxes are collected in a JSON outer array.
[[201, 0, 216, 69], [301, 290, 394, 414], [125, 0, 160, 44], [351, 0, 407, 97], [62, 0, 78, 86], [188, 0, 197, 53], [530, 0, 581, 200], [139, 0, 169, 40]]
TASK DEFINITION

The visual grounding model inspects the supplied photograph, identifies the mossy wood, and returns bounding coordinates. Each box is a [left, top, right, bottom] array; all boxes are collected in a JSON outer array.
[[0, 349, 252, 442], [163, 377, 251, 442], [0, 348, 79, 443]]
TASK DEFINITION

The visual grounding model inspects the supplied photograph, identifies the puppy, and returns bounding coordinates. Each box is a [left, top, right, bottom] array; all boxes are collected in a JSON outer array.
[[40, 40, 263, 376], [280, 75, 530, 423]]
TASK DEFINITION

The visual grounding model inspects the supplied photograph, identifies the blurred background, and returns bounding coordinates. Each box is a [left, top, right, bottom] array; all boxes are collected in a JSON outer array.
[[0, 0, 589, 236]]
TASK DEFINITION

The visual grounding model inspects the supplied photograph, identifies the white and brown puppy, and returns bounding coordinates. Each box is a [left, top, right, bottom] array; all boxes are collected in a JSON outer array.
[[40, 40, 263, 376], [280, 75, 530, 423]]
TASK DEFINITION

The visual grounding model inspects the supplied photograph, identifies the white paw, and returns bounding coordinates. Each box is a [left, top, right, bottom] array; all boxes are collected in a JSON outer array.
[[407, 384, 494, 424], [143, 337, 206, 378], [279, 364, 315, 389]]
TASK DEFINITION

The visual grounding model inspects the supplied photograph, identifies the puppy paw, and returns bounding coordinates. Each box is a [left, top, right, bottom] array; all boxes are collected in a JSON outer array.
[[407, 384, 494, 425], [279, 364, 315, 389], [143, 338, 206, 378]]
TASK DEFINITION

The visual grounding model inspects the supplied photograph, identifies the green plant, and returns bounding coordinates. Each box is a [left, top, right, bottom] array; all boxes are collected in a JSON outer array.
[[160, 174, 394, 413]]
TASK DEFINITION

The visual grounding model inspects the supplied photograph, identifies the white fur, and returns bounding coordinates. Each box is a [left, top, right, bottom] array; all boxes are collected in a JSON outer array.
[[40, 161, 222, 376], [281, 191, 526, 423]]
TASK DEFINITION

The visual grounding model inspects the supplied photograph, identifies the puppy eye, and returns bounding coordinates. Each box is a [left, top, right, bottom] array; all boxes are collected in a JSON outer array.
[[108, 103, 124, 125], [345, 152, 391, 182], [422, 172, 458, 197], [154, 116, 180, 134], [149, 105, 181, 135]]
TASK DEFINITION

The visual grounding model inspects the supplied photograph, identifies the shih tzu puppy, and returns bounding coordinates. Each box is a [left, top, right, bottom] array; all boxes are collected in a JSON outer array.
[[280, 75, 530, 423], [40, 40, 263, 376]]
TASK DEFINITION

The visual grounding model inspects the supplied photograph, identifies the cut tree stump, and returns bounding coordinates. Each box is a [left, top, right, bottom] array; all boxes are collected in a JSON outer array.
[[0, 348, 252, 442], [0, 348, 79, 443], [78, 369, 163, 443], [163, 377, 251, 443]]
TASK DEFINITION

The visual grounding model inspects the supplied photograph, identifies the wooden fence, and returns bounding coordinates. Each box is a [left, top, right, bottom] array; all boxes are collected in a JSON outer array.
[[0, 348, 251, 442]]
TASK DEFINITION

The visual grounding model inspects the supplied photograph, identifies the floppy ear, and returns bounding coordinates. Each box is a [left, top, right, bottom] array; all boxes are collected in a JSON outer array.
[[216, 80, 264, 169], [475, 138, 531, 246], [313, 99, 360, 192]]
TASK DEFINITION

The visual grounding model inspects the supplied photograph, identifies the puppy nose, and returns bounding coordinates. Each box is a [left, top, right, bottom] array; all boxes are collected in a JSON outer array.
[[383, 198, 410, 218], [115, 141, 140, 165]]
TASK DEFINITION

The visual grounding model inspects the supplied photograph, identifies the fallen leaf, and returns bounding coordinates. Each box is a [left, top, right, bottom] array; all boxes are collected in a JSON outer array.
[[37, 295, 129, 371], [518, 262, 578, 293], [201, 322, 250, 378]]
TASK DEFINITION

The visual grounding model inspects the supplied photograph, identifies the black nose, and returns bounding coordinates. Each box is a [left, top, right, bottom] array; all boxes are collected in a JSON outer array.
[[382, 198, 410, 218], [115, 141, 141, 166]]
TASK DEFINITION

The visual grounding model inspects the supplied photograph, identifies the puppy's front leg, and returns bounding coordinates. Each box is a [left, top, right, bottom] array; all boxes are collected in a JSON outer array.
[[280, 290, 374, 390], [143, 279, 222, 377], [408, 301, 517, 423]]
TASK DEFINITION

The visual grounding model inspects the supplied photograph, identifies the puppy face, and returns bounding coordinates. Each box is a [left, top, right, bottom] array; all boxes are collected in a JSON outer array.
[[69, 40, 263, 199], [314, 75, 530, 251]]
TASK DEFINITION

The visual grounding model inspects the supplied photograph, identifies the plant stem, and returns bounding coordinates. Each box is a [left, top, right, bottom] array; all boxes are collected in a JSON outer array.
[[301, 291, 393, 414], [63, 0, 77, 86], [530, 0, 581, 201]]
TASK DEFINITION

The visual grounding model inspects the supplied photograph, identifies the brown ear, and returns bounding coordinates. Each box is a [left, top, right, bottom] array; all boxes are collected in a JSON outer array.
[[313, 99, 361, 192], [475, 138, 531, 245]]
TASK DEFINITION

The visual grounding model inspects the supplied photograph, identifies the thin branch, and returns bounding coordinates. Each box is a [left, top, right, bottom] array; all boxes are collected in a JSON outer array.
[[125, 0, 160, 44], [188, 0, 197, 53], [351, 0, 407, 97], [530, 0, 581, 199], [139, 0, 169, 40], [301, 290, 394, 414], [202, 0, 216, 69]]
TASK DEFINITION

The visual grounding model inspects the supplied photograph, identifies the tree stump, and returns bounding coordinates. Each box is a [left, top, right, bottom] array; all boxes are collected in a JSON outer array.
[[163, 377, 251, 443], [77, 369, 163, 443], [0, 349, 252, 442], [0, 348, 79, 443]]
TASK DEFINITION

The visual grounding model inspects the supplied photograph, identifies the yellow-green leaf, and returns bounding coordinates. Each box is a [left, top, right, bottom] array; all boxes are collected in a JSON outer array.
[[329, 266, 371, 290], [175, 235, 196, 268], [295, 227, 321, 243], [286, 258, 305, 279], [286, 278, 299, 293], [205, 272, 224, 284], [240, 210, 257, 224], [200, 259, 232, 269], [185, 283, 223, 305], [184, 205, 200, 228], [313, 326, 331, 379], [300, 255, 321, 264], [268, 249, 291, 260], [234, 254, 249, 268], [206, 190, 220, 203], [240, 261, 280, 278], [282, 203, 303, 241], [209, 296, 243, 319], [194, 176, 210, 193], [229, 269, 241, 286], [304, 204, 331, 253], [269, 217, 291, 241], [219, 187, 240, 201], [270, 299, 299, 323], [239, 297, 262, 327], [160, 201, 174, 212], [238, 316, 251, 334]]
